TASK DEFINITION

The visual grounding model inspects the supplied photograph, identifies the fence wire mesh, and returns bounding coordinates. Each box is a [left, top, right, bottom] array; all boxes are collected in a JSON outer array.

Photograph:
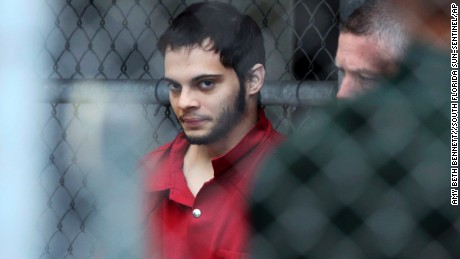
[[250, 42, 458, 258], [249, 1, 459, 256], [39, 0, 339, 258], [37, 0, 456, 258]]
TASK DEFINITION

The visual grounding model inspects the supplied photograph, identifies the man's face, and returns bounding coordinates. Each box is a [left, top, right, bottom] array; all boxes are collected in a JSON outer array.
[[335, 32, 397, 99], [165, 46, 245, 145]]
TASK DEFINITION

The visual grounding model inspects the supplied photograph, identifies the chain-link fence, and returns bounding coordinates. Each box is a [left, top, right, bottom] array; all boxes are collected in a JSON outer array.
[[39, 0, 339, 258], [250, 1, 459, 258], [251, 43, 458, 257], [38, 0, 458, 258]]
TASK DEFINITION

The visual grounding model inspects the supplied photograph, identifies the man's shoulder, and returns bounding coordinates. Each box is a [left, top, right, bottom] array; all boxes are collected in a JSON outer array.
[[144, 142, 172, 159], [271, 128, 285, 141], [140, 140, 175, 173], [264, 125, 285, 148], [258, 109, 285, 147]]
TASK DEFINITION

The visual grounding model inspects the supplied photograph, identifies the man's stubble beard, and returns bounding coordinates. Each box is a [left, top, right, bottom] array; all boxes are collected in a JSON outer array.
[[181, 84, 246, 145]]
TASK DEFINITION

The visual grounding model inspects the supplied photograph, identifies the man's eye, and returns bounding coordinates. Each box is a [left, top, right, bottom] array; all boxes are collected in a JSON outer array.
[[168, 82, 181, 91], [357, 75, 379, 90], [358, 74, 378, 82], [199, 80, 215, 89]]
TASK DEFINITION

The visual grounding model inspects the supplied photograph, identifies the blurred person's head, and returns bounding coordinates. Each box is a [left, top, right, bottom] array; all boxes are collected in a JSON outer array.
[[157, 2, 265, 145], [336, 0, 408, 99]]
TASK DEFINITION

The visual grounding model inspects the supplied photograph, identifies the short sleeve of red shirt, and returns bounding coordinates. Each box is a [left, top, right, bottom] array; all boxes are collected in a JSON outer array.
[[141, 110, 283, 259]]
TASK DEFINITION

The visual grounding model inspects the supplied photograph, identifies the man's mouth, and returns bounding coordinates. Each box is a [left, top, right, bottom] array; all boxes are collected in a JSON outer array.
[[180, 116, 211, 128]]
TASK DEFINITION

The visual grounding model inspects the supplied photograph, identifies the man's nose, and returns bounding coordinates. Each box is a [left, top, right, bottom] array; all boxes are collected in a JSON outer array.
[[336, 75, 357, 99], [176, 87, 200, 110]]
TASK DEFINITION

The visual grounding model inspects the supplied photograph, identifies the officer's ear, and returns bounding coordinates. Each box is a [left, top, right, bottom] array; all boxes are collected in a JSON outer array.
[[246, 64, 265, 95]]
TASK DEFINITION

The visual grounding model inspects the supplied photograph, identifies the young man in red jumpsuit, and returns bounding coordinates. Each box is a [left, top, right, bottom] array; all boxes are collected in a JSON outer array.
[[141, 2, 283, 258]]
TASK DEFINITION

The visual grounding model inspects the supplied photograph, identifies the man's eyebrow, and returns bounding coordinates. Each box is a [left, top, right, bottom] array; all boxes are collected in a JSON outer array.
[[191, 74, 223, 83], [163, 77, 178, 84], [163, 74, 224, 85], [338, 67, 379, 76], [353, 69, 378, 75]]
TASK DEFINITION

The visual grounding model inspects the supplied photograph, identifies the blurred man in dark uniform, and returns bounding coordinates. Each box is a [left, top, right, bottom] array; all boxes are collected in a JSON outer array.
[[250, 0, 457, 258]]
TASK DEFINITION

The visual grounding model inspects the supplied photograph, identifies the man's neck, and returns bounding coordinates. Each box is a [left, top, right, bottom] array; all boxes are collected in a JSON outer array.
[[183, 108, 259, 196]]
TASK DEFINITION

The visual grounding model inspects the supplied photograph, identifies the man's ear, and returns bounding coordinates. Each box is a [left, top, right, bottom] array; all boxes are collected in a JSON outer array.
[[246, 64, 265, 95]]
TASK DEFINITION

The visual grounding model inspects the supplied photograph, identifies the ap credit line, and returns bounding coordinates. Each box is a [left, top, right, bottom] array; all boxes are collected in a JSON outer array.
[[451, 3, 458, 205]]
